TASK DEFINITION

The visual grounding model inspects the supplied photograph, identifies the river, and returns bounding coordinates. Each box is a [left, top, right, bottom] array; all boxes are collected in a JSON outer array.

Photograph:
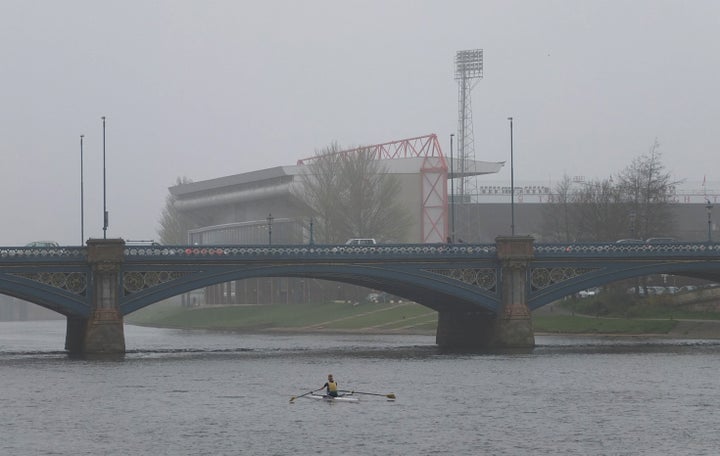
[[2, 320, 720, 455]]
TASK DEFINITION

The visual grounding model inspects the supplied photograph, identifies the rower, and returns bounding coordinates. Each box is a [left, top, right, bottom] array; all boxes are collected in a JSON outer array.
[[320, 374, 339, 397]]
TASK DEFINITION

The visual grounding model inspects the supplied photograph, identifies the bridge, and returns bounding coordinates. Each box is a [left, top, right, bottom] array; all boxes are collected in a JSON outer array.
[[2, 237, 720, 355]]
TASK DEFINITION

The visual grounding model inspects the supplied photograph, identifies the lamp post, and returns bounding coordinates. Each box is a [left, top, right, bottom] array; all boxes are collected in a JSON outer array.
[[309, 217, 314, 245], [629, 210, 636, 239], [80, 134, 85, 245], [508, 117, 515, 236], [449, 133, 455, 243], [102, 116, 108, 239], [267, 213, 274, 245], [706, 199, 713, 242]]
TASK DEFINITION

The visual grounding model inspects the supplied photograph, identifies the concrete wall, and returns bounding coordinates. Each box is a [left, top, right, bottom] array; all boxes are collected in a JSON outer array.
[[454, 203, 716, 243]]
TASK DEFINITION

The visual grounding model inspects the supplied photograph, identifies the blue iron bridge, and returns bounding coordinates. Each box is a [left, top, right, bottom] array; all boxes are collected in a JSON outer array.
[[1, 237, 720, 353]]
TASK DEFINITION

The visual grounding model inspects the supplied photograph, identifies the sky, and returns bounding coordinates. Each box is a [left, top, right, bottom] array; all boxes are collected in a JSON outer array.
[[2, 0, 719, 246]]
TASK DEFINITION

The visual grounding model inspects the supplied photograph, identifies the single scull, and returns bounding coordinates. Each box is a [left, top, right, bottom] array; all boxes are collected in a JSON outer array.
[[307, 393, 359, 403]]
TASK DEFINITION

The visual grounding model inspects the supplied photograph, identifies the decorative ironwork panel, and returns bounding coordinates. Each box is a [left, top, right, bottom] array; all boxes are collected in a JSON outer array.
[[10, 272, 87, 296], [425, 268, 497, 293], [531, 267, 600, 291], [123, 270, 194, 295]]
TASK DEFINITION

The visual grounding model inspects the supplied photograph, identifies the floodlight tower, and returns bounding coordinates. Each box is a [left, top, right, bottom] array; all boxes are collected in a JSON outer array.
[[454, 49, 483, 198], [450, 49, 483, 242]]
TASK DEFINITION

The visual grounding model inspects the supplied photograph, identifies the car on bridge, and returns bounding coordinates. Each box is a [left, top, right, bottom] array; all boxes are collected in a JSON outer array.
[[346, 238, 377, 245], [25, 241, 60, 247], [645, 237, 677, 243]]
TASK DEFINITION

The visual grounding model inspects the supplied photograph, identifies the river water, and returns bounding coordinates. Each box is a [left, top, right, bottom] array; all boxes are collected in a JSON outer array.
[[2, 320, 720, 456]]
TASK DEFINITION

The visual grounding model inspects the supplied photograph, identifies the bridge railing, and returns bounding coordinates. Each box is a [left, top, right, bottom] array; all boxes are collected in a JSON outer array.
[[535, 242, 720, 258], [0, 246, 87, 262], [3, 241, 719, 263], [123, 243, 498, 260]]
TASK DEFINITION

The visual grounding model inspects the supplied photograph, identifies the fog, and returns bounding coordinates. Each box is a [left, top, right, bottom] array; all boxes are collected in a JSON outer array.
[[1, 0, 718, 245]]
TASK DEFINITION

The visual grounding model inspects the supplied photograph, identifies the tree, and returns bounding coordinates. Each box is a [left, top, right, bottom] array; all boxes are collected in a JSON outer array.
[[157, 176, 196, 244], [572, 177, 628, 241], [616, 139, 680, 239], [298, 144, 411, 243], [541, 175, 575, 242], [542, 175, 627, 242]]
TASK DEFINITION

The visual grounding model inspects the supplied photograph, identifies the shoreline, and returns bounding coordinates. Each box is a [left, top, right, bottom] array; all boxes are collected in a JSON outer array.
[[130, 321, 720, 340]]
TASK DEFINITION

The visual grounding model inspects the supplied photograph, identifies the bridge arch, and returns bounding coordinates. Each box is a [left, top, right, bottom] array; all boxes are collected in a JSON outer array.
[[0, 276, 90, 317], [119, 262, 501, 316], [529, 260, 720, 309]]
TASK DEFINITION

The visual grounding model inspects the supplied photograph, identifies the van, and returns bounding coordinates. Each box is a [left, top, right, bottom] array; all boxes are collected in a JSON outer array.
[[345, 238, 377, 245]]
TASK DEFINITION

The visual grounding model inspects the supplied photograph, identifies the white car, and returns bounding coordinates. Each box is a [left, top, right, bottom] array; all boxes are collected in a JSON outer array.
[[25, 241, 60, 247], [345, 238, 377, 245], [578, 288, 599, 298]]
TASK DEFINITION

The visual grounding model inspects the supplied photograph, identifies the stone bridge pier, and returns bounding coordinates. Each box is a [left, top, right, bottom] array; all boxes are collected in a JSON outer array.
[[65, 239, 126, 356], [436, 236, 535, 349]]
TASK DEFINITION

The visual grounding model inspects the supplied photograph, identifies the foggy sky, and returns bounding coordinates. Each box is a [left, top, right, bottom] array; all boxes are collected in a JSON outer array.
[[2, 0, 718, 245]]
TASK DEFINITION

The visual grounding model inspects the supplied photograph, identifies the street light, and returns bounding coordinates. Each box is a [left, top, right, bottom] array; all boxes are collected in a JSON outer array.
[[309, 217, 314, 245], [706, 199, 713, 242], [449, 133, 455, 243], [508, 117, 515, 236], [267, 213, 274, 245], [102, 116, 108, 239], [80, 134, 85, 245]]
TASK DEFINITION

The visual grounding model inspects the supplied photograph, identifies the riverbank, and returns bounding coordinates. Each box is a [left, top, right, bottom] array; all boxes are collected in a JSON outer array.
[[126, 300, 438, 335], [126, 300, 720, 339]]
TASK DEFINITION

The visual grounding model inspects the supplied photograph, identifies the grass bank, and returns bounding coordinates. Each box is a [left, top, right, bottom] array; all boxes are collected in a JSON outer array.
[[126, 300, 438, 334], [125, 298, 720, 338], [533, 315, 676, 335]]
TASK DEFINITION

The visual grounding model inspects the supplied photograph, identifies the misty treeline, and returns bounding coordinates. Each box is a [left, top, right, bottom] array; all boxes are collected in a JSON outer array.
[[541, 140, 680, 242], [298, 142, 411, 243]]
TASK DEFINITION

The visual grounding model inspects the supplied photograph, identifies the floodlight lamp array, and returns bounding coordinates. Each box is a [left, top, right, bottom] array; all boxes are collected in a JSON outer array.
[[455, 49, 483, 80]]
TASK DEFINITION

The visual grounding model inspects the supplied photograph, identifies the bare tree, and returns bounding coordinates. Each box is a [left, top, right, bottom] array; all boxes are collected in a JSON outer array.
[[299, 144, 411, 243], [541, 175, 575, 242], [542, 176, 626, 242], [157, 176, 195, 244], [616, 139, 680, 239], [573, 177, 628, 241]]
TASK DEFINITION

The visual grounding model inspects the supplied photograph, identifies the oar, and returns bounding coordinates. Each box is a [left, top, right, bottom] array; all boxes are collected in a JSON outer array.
[[289, 390, 317, 403], [340, 390, 396, 400]]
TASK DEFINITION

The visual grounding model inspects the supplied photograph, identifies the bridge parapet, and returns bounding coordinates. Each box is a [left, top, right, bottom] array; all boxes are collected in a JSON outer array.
[[123, 243, 498, 260], [535, 242, 720, 258], [0, 246, 87, 261]]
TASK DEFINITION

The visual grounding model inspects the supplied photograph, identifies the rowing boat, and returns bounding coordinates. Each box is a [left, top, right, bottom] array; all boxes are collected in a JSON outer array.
[[307, 393, 359, 403]]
